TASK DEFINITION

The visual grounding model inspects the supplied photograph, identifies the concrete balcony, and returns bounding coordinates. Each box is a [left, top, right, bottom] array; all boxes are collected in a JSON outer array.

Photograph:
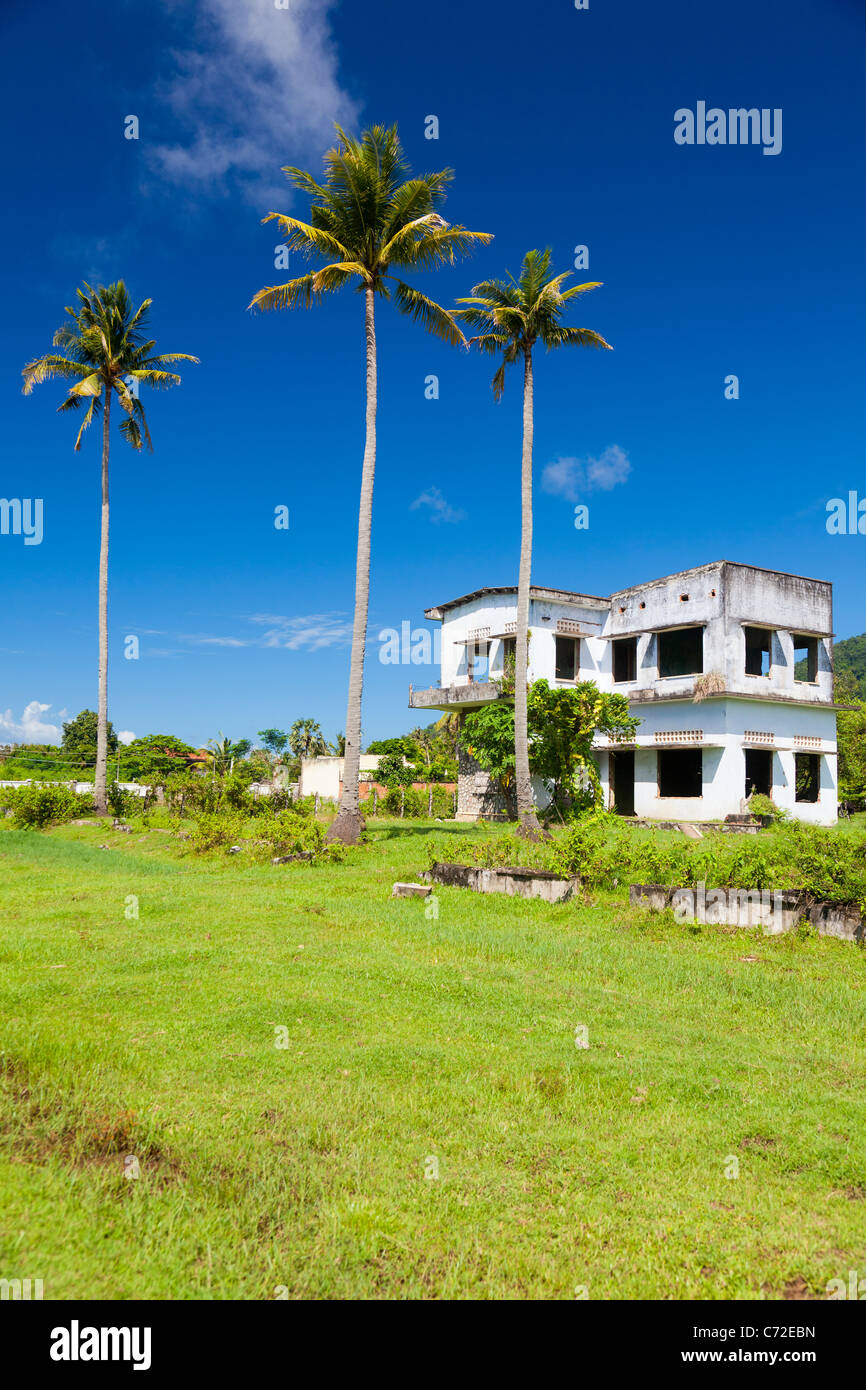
[[408, 680, 504, 711]]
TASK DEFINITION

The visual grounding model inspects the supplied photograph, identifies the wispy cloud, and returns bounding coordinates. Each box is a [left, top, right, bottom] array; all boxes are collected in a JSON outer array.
[[149, 0, 358, 203], [179, 634, 250, 648], [0, 701, 66, 745], [248, 612, 353, 651], [117, 731, 137, 746], [411, 487, 467, 525], [541, 445, 632, 503]]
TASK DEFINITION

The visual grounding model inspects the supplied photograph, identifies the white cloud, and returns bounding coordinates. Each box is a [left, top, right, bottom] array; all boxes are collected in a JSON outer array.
[[117, 731, 137, 746], [149, 0, 358, 202], [179, 634, 250, 648], [248, 612, 353, 651], [410, 487, 467, 525], [0, 701, 64, 745], [541, 445, 632, 503]]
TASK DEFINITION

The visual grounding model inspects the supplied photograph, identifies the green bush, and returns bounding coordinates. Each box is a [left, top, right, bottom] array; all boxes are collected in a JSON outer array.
[[1, 784, 94, 829], [746, 793, 788, 822], [366, 785, 455, 819], [189, 813, 245, 854], [107, 785, 144, 819], [552, 816, 866, 907], [248, 811, 331, 862]]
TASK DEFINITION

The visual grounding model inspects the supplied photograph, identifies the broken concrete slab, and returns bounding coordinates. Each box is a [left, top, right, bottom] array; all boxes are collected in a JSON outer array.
[[630, 882, 864, 943], [630, 884, 672, 911], [808, 900, 865, 943], [679, 822, 704, 840], [425, 862, 579, 903], [391, 882, 433, 899]]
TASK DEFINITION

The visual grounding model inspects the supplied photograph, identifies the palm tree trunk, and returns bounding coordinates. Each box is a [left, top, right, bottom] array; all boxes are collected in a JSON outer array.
[[328, 285, 377, 844], [514, 345, 542, 838], [94, 386, 111, 814]]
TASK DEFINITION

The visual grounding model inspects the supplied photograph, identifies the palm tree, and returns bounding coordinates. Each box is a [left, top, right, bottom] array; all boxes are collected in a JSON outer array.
[[288, 718, 329, 760], [250, 125, 491, 843], [455, 250, 612, 838], [22, 282, 198, 813], [206, 734, 251, 775]]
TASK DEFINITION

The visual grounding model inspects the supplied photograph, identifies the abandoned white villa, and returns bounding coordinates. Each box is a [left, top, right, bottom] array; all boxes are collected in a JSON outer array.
[[408, 561, 840, 825]]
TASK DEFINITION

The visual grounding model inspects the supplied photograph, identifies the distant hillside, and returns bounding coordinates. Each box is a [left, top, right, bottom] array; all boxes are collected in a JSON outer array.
[[834, 633, 866, 698]]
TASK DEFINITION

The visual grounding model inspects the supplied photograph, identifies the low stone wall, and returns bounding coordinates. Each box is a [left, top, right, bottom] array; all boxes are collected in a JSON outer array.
[[630, 883, 864, 943], [425, 862, 579, 903]]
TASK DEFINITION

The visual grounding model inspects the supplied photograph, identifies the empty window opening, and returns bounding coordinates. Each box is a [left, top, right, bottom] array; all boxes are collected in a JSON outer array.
[[745, 748, 773, 799], [639, 601, 646, 610], [612, 637, 638, 683], [679, 593, 690, 602], [658, 749, 703, 798], [658, 626, 704, 678], [555, 634, 578, 682], [467, 643, 488, 682], [795, 752, 820, 803], [744, 626, 772, 677], [793, 634, 818, 683], [492, 636, 515, 679]]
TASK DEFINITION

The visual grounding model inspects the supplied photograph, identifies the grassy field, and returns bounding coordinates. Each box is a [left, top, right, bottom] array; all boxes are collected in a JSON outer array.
[[1, 816, 864, 1300]]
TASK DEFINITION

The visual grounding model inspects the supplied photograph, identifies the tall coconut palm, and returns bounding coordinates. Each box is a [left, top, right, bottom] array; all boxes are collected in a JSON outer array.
[[22, 282, 198, 813], [455, 249, 612, 838], [250, 124, 492, 844]]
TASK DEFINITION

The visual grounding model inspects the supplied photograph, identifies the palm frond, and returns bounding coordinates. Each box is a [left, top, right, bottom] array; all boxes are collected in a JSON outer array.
[[126, 368, 183, 389], [71, 395, 100, 451], [392, 281, 466, 346], [311, 261, 369, 292], [262, 213, 353, 262], [541, 325, 613, 351], [21, 354, 93, 393], [248, 274, 322, 312]]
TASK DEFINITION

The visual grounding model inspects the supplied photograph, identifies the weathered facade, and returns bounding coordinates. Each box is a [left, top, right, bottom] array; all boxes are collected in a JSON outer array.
[[409, 562, 840, 825]]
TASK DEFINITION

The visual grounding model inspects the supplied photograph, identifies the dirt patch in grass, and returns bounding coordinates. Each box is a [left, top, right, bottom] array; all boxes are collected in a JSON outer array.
[[739, 1134, 778, 1151], [0, 1060, 181, 1185]]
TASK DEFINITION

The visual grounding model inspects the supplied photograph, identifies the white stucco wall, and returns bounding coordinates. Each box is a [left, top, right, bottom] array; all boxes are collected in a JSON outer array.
[[596, 698, 837, 824], [299, 755, 384, 801]]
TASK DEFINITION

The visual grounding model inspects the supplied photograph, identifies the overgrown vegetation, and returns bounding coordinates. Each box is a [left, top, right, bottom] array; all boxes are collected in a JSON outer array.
[[551, 813, 866, 908], [0, 783, 93, 828], [461, 679, 637, 818], [1, 816, 864, 1299]]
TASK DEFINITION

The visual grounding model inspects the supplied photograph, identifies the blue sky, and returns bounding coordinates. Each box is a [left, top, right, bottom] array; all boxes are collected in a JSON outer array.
[[1, 0, 864, 749]]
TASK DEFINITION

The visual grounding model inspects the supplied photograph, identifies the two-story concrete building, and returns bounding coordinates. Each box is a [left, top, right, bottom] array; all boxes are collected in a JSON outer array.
[[408, 561, 839, 825]]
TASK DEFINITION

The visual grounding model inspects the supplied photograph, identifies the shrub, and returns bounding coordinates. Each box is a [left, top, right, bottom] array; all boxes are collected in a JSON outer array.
[[107, 784, 143, 819], [249, 811, 330, 861], [189, 813, 245, 854], [746, 793, 787, 822], [2, 784, 93, 829]]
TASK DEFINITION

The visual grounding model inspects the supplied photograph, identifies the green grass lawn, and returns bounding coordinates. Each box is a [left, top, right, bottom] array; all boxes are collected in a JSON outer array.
[[1, 817, 864, 1300]]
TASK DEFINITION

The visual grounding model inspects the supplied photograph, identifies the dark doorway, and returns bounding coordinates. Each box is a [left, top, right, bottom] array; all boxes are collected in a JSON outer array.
[[610, 750, 635, 816], [745, 748, 772, 798]]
